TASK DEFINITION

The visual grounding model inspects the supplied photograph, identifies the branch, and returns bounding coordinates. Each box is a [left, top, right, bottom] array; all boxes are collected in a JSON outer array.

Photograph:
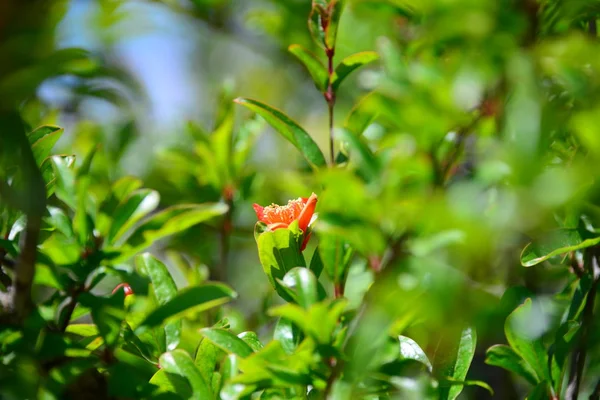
[[0, 112, 47, 323], [565, 247, 600, 400]]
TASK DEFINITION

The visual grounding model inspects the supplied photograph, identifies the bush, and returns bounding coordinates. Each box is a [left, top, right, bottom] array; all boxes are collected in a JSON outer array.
[[1, 1, 600, 399]]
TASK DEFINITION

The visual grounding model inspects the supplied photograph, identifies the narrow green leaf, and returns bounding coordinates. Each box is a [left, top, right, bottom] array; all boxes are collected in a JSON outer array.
[[332, 51, 379, 92], [65, 324, 99, 337], [274, 317, 302, 355], [398, 336, 432, 371], [505, 299, 549, 383], [159, 349, 212, 399], [337, 128, 380, 180], [139, 284, 237, 329], [109, 189, 160, 244], [520, 229, 600, 267], [78, 292, 126, 348], [51, 155, 76, 210], [344, 92, 378, 137], [308, 249, 324, 279], [46, 206, 74, 238], [149, 370, 193, 398], [238, 332, 264, 353], [31, 126, 64, 165], [116, 203, 228, 262], [440, 327, 477, 400], [136, 253, 181, 351], [28, 125, 62, 144], [288, 44, 328, 91], [280, 267, 319, 309], [440, 378, 494, 396], [199, 328, 254, 358], [234, 98, 327, 168], [319, 234, 353, 286]]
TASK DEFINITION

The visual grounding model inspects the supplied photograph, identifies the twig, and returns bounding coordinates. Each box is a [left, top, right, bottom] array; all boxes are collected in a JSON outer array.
[[217, 188, 235, 282], [11, 215, 42, 321], [59, 288, 82, 332], [440, 114, 482, 185], [324, 356, 344, 399], [565, 247, 600, 400], [325, 47, 336, 165]]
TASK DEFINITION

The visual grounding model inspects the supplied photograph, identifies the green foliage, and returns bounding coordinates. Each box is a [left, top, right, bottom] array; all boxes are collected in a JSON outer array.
[[3, 0, 600, 399]]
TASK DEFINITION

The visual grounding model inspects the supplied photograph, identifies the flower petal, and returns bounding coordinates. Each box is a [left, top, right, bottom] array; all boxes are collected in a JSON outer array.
[[297, 192, 318, 232], [267, 222, 289, 231], [253, 203, 266, 222]]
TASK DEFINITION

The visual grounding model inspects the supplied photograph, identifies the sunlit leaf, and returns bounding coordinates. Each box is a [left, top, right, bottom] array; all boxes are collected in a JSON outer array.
[[234, 98, 327, 168], [289, 44, 328, 91], [159, 350, 212, 399], [520, 229, 600, 267], [136, 253, 181, 351], [331, 51, 379, 92], [138, 284, 236, 329]]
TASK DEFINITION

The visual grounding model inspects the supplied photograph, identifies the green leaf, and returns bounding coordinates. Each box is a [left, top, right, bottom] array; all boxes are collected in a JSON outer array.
[[398, 336, 432, 371], [527, 382, 551, 400], [257, 222, 306, 299], [116, 203, 228, 262], [439, 327, 477, 400], [288, 44, 328, 91], [159, 349, 212, 399], [332, 51, 379, 92], [109, 189, 160, 244], [139, 284, 237, 329], [344, 92, 378, 138], [65, 324, 99, 337], [308, 248, 324, 279], [200, 328, 254, 358], [150, 370, 193, 398], [28, 125, 61, 144], [485, 345, 539, 385], [440, 378, 494, 397], [319, 234, 353, 287], [309, 0, 343, 50], [234, 98, 327, 169], [520, 229, 600, 267], [136, 253, 181, 351], [78, 291, 126, 348], [30, 126, 64, 165], [274, 317, 302, 355], [46, 206, 74, 239], [505, 299, 550, 383], [238, 332, 264, 353], [337, 128, 380, 180], [280, 267, 319, 309], [51, 155, 76, 210]]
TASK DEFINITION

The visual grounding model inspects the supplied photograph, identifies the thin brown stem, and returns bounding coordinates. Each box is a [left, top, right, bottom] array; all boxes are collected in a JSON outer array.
[[325, 47, 336, 165], [11, 215, 41, 321], [217, 188, 235, 282], [59, 294, 79, 332]]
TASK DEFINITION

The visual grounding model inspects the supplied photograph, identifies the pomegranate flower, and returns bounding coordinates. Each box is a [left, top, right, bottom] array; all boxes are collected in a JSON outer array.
[[253, 193, 317, 250]]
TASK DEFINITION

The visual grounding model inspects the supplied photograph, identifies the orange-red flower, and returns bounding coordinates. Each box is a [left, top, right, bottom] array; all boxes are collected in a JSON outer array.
[[253, 193, 317, 250]]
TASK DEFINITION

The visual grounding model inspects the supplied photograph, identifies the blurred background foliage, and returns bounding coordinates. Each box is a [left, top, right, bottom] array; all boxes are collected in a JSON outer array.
[[2, 0, 600, 399]]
